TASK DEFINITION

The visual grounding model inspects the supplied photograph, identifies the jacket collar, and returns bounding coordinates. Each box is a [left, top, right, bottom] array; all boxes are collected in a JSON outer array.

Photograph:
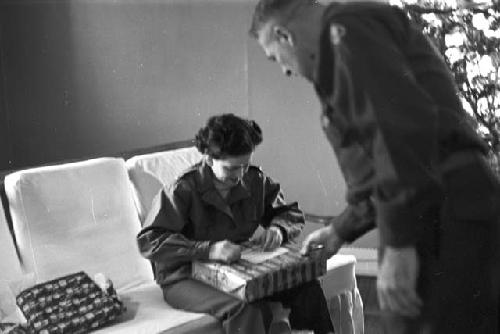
[[195, 158, 252, 219], [314, 4, 337, 98], [314, 2, 395, 97]]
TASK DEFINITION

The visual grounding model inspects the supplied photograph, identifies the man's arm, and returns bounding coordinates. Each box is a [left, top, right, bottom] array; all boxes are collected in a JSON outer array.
[[328, 6, 443, 315], [316, 101, 377, 245], [328, 9, 443, 248], [301, 200, 375, 256], [333, 199, 375, 243]]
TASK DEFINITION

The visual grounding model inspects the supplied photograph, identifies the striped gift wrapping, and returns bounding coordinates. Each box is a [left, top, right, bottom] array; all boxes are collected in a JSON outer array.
[[191, 244, 327, 302]]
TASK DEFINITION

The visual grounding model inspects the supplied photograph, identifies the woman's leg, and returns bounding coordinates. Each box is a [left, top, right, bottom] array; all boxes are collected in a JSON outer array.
[[162, 279, 272, 334], [269, 279, 334, 334]]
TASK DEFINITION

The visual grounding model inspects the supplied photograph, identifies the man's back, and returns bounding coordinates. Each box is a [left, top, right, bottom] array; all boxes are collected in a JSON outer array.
[[318, 2, 487, 159]]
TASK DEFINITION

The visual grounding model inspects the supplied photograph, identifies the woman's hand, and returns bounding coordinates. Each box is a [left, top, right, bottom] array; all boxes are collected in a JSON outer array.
[[250, 226, 283, 251], [209, 240, 242, 263]]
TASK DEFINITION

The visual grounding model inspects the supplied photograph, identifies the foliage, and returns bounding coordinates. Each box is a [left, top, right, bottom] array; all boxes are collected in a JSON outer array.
[[396, 0, 500, 156]]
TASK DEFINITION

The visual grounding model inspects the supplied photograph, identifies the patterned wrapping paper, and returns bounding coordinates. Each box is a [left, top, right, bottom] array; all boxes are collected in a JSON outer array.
[[192, 243, 327, 302], [15, 272, 125, 334]]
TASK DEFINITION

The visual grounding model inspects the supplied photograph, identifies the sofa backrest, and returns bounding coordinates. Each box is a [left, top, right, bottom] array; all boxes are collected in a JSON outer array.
[[126, 147, 202, 225], [4, 157, 154, 292], [0, 199, 23, 285], [0, 199, 26, 322]]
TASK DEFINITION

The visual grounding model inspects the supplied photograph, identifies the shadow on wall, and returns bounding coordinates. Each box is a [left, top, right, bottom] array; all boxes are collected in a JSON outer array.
[[0, 0, 250, 170]]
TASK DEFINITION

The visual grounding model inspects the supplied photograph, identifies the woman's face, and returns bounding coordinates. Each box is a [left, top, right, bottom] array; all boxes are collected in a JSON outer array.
[[209, 153, 253, 188]]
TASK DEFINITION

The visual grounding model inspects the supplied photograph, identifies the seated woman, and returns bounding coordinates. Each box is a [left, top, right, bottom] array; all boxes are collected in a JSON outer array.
[[137, 114, 334, 334]]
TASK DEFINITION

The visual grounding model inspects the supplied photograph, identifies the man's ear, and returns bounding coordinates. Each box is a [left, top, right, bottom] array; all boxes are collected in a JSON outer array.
[[205, 155, 213, 166], [273, 25, 294, 47]]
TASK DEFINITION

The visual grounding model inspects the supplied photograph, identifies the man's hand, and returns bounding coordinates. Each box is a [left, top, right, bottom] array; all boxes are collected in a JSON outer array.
[[250, 226, 283, 251], [209, 240, 242, 263], [300, 224, 344, 257], [377, 246, 422, 317]]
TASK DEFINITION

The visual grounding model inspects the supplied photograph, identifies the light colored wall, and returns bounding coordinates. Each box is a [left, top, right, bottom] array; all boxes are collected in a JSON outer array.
[[0, 0, 378, 248], [0, 0, 249, 167]]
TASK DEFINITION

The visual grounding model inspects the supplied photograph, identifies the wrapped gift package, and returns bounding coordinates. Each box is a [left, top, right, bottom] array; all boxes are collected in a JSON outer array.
[[192, 244, 327, 302]]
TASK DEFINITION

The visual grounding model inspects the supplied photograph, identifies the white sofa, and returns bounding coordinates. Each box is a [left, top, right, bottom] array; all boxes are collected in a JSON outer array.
[[0, 145, 363, 333]]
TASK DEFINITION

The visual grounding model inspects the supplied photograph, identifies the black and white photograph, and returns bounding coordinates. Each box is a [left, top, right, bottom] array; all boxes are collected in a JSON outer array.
[[0, 0, 499, 333]]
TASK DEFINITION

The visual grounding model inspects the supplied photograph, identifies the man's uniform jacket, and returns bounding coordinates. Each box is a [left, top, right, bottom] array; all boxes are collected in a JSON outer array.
[[314, 2, 500, 248]]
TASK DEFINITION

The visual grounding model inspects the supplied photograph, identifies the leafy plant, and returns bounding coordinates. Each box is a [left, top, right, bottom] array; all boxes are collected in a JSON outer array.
[[396, 0, 500, 172]]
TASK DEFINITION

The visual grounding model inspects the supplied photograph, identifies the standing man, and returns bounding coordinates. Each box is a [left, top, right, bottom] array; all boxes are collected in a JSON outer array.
[[249, 0, 500, 333]]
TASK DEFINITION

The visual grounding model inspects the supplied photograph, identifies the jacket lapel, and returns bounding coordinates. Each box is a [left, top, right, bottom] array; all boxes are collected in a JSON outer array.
[[197, 161, 235, 220]]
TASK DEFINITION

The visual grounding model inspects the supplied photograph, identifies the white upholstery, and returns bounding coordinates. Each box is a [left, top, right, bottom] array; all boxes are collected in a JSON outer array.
[[320, 254, 364, 334], [93, 282, 217, 334], [0, 199, 25, 323], [126, 147, 202, 224], [0, 199, 22, 282], [1, 148, 364, 333], [339, 247, 378, 276], [4, 158, 154, 292], [324, 255, 357, 297]]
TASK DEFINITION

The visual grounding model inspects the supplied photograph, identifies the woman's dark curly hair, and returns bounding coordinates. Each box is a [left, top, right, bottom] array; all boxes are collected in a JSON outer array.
[[195, 114, 263, 159]]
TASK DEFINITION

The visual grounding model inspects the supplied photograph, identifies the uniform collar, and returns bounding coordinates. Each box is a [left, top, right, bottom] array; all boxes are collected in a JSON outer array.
[[314, 3, 340, 97], [195, 159, 252, 219], [314, 2, 391, 96]]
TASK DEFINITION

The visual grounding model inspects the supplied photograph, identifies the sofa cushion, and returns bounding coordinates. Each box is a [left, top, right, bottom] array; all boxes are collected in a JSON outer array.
[[322, 254, 357, 297], [93, 282, 220, 334], [320, 254, 364, 334], [126, 147, 202, 224], [4, 158, 154, 292]]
